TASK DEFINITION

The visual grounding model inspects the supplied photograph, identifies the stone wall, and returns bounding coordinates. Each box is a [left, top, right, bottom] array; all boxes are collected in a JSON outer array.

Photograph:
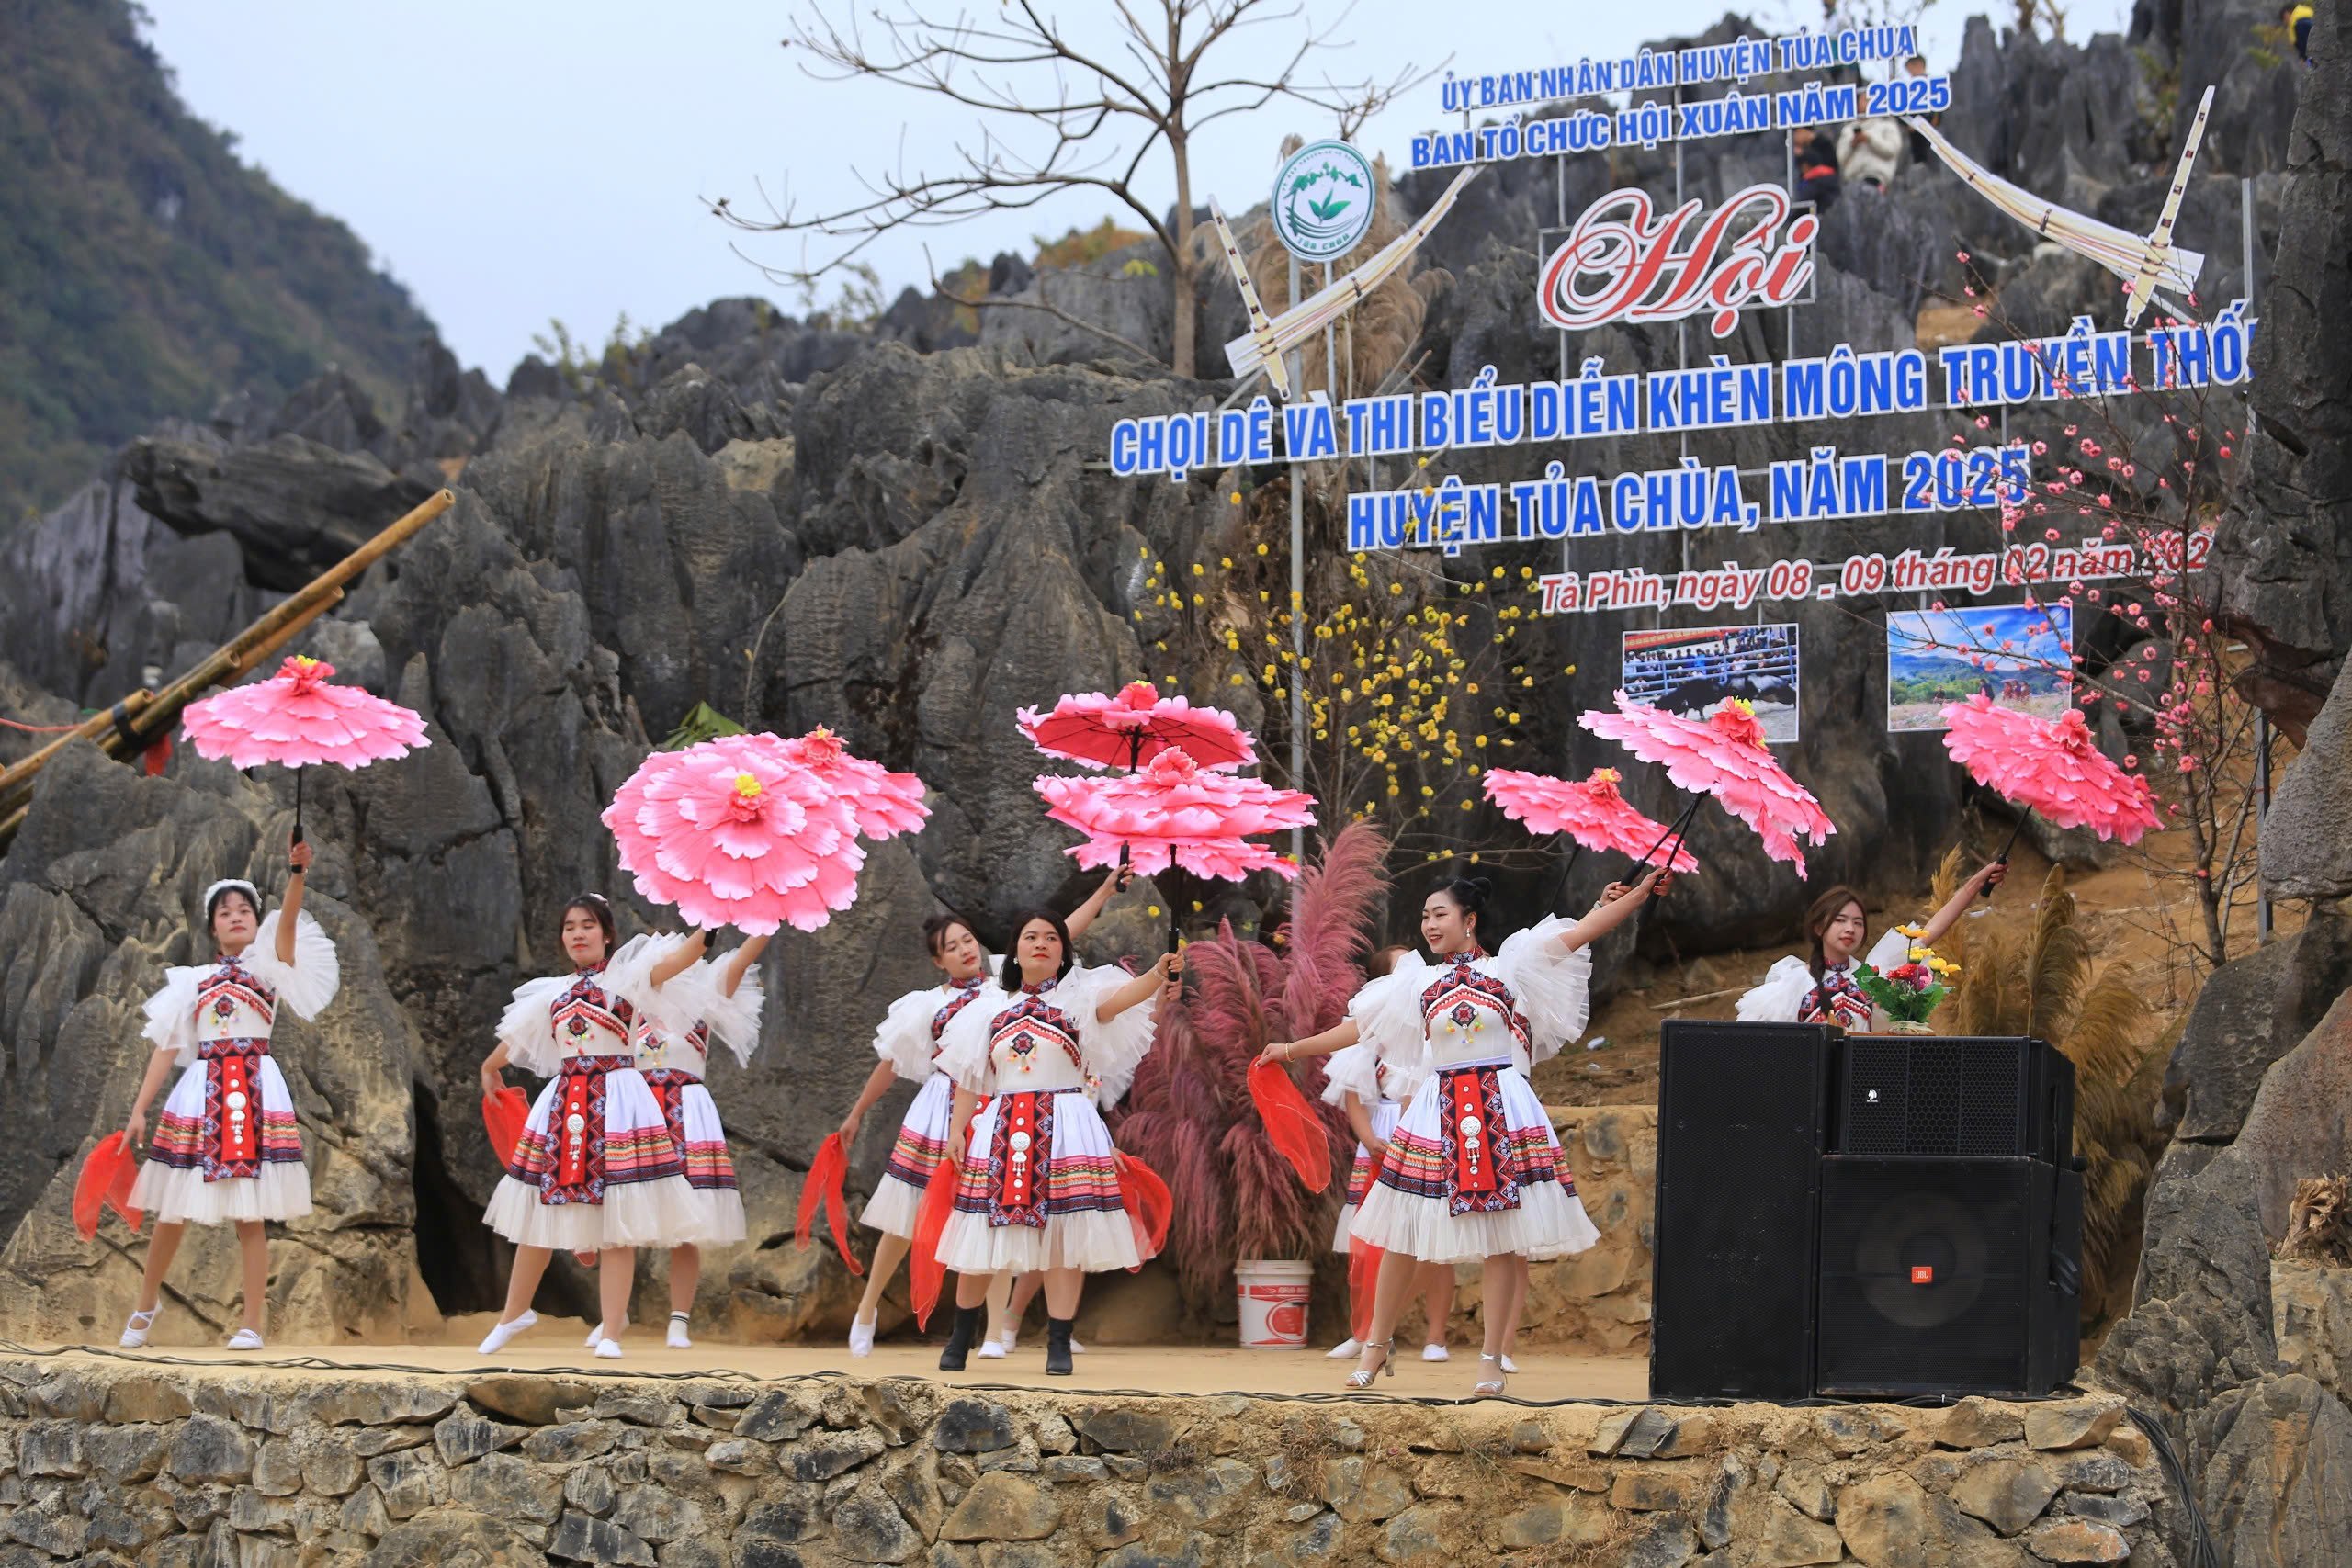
[[0, 1356, 2177, 1567], [1522, 1105, 1656, 1355]]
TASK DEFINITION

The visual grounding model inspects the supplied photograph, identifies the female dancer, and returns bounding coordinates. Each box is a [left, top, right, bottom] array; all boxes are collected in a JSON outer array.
[[120, 844, 337, 1350], [625, 931, 768, 1349], [836, 869, 1128, 1358], [474, 895, 704, 1359], [1264, 870, 1669, 1394], [1320, 947, 1454, 1363], [930, 910, 1177, 1375], [1736, 861, 2005, 1027]]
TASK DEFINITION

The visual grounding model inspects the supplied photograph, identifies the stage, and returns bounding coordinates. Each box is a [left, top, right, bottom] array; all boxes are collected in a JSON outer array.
[[8, 1325, 1650, 1404]]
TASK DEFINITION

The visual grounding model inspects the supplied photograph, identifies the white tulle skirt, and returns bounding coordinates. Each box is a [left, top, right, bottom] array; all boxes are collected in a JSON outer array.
[[1330, 1098, 1403, 1255], [482, 1063, 700, 1251], [935, 1089, 1138, 1275], [1350, 1062, 1600, 1265], [861, 1071, 955, 1240], [130, 1055, 312, 1225]]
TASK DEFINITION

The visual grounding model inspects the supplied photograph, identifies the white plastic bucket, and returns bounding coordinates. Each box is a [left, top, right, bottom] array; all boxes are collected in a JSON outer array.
[[1235, 1259, 1313, 1349]]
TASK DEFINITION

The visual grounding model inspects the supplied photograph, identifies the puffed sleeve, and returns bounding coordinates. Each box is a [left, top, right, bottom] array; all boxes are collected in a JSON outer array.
[[1861, 928, 1912, 973], [1319, 1043, 1383, 1108], [931, 986, 1002, 1096], [498, 976, 571, 1077], [1736, 956, 1817, 1023], [1062, 963, 1157, 1111], [600, 931, 698, 1022], [141, 966, 206, 1069], [1346, 957, 1429, 1077], [1495, 916, 1593, 1064], [243, 910, 341, 1021], [692, 959, 765, 1069], [872, 984, 945, 1083]]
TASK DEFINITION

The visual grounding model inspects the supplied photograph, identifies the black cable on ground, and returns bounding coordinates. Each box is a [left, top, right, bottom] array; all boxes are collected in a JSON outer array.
[[2125, 1404, 2217, 1568]]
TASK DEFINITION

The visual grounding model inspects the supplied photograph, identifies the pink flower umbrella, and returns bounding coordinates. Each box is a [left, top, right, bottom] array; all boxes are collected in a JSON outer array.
[[1020, 681, 1258, 773], [1484, 767, 1702, 873], [1939, 695, 2161, 873], [759, 726, 930, 841], [603, 733, 866, 933], [1579, 693, 1835, 876], [1035, 746, 1316, 883], [180, 655, 429, 841]]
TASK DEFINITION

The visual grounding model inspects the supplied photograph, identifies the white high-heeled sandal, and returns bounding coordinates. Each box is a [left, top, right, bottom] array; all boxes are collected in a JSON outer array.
[[1344, 1340, 1394, 1390], [1473, 1352, 1507, 1396], [119, 1307, 158, 1349]]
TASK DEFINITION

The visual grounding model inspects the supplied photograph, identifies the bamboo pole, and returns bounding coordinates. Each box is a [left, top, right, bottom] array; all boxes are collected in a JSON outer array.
[[0, 489, 452, 837]]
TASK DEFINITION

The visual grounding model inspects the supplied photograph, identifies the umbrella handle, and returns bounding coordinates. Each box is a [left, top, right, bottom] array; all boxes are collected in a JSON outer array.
[[1541, 840, 1586, 915], [292, 766, 305, 846], [1634, 795, 1702, 878], [1984, 809, 2029, 897]]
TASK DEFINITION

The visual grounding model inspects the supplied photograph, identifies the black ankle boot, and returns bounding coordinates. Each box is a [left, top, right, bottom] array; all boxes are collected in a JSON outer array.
[[937, 1305, 984, 1371], [1045, 1315, 1075, 1376]]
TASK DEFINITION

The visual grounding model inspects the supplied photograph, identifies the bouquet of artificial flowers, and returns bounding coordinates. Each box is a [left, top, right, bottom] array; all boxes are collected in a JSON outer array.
[[1853, 923, 1962, 1028]]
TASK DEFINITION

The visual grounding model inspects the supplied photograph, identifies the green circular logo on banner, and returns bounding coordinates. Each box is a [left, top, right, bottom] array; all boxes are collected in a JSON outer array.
[[1271, 140, 1376, 263]]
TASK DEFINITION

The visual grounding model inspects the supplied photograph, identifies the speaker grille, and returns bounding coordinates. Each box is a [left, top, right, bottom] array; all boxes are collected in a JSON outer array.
[[1957, 1045, 2025, 1155], [1908, 1043, 1965, 1154], [1836, 1036, 2059, 1157]]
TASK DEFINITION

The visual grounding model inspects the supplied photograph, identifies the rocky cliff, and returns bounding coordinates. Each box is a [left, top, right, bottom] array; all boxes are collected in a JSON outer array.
[[0, 7, 2340, 1560]]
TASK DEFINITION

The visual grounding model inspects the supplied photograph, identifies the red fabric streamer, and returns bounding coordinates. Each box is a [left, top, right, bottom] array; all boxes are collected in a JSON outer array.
[[909, 1156, 960, 1330], [793, 1133, 864, 1275], [1114, 1150, 1172, 1267], [142, 737, 171, 777], [72, 1132, 143, 1241], [1348, 1240, 1384, 1345], [480, 1087, 530, 1167], [1246, 1059, 1333, 1192]]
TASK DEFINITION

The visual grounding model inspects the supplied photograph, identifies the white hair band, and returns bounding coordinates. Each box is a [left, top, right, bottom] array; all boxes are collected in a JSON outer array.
[[203, 878, 261, 908]]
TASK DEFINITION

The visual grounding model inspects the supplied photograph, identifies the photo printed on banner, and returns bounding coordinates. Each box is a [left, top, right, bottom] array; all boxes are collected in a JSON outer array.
[[1886, 604, 2075, 733], [1621, 623, 1802, 743]]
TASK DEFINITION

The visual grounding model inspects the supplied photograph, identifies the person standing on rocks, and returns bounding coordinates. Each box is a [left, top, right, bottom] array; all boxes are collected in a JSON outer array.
[[927, 911, 1178, 1376], [624, 931, 768, 1350], [835, 869, 1129, 1361], [119, 842, 338, 1351], [1735, 863, 2005, 1028], [1262, 872, 1668, 1396], [473, 895, 706, 1359]]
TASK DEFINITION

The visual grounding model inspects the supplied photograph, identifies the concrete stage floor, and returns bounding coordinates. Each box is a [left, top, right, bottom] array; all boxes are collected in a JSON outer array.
[[19, 1328, 1650, 1404]]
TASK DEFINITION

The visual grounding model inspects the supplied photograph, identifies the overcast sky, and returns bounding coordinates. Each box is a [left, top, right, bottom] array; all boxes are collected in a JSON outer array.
[[141, 1, 2131, 382]]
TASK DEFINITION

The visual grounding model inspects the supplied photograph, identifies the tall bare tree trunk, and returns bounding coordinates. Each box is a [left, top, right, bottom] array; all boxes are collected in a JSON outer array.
[[1170, 131, 1197, 378]]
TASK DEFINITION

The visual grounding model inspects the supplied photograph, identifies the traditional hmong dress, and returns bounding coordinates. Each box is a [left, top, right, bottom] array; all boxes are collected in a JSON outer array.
[[932, 966, 1156, 1275], [628, 957, 763, 1247], [860, 957, 1003, 1240], [481, 936, 699, 1250], [1339, 924, 1602, 1264], [1321, 1044, 1419, 1255], [129, 912, 339, 1225], [1736, 929, 1911, 1029]]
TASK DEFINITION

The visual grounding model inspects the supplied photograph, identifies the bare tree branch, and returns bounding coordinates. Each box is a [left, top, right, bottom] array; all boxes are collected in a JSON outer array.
[[924, 248, 1159, 364]]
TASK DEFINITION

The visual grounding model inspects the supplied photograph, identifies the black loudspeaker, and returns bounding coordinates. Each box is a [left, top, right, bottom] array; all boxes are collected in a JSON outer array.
[[1650, 1020, 1838, 1401], [1814, 1156, 2083, 1398], [1837, 1035, 2075, 1163]]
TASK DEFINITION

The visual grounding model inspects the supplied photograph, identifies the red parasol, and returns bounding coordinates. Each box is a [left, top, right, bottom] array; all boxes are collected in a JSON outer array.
[[1114, 1151, 1172, 1266], [1020, 681, 1257, 772], [481, 1088, 530, 1167], [1035, 747, 1316, 883], [1483, 767, 1702, 873], [72, 1132, 143, 1240], [181, 655, 428, 840], [604, 733, 866, 933], [1939, 696, 2161, 845], [1580, 693, 1834, 875], [794, 1132, 865, 1274], [1246, 1059, 1333, 1191]]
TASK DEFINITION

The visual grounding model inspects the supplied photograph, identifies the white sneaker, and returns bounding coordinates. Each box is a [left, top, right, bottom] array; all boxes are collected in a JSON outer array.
[[583, 1322, 605, 1348], [119, 1308, 158, 1350], [1420, 1343, 1450, 1362], [476, 1311, 539, 1356], [977, 1337, 1009, 1359], [1499, 1353, 1518, 1375], [848, 1316, 876, 1358], [1070, 1338, 1087, 1354], [594, 1338, 624, 1359], [226, 1328, 265, 1351], [1000, 1329, 1019, 1355], [1325, 1337, 1363, 1359], [666, 1314, 692, 1350]]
